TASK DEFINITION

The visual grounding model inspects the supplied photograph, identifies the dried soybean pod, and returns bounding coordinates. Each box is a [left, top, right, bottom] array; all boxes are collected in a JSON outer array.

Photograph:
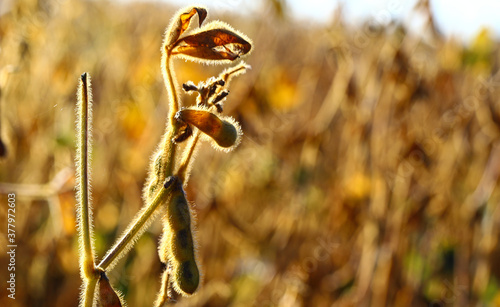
[[176, 108, 241, 150], [170, 21, 252, 64], [98, 271, 123, 307], [164, 7, 207, 50], [160, 177, 200, 296]]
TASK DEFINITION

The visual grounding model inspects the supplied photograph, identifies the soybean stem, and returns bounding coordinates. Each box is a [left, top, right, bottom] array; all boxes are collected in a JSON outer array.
[[97, 182, 175, 271]]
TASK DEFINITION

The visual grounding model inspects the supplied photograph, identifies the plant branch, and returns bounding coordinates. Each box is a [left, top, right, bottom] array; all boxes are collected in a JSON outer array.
[[97, 177, 176, 271], [177, 129, 201, 183], [77, 73, 94, 264], [163, 52, 180, 178], [76, 72, 98, 307], [82, 277, 99, 307]]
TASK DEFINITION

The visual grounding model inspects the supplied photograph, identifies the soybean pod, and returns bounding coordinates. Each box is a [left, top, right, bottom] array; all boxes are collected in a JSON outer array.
[[159, 177, 200, 296]]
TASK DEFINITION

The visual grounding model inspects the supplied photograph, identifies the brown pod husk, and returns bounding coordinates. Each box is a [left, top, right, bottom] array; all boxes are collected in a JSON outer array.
[[176, 108, 241, 149], [171, 21, 252, 64], [164, 7, 207, 49], [99, 272, 123, 307]]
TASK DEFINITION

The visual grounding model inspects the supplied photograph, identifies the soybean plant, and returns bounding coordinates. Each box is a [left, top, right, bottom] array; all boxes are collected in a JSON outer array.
[[74, 6, 252, 306]]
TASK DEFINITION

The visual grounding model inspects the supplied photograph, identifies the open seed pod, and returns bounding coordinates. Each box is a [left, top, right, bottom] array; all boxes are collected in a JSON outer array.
[[164, 6, 207, 49], [171, 21, 252, 64]]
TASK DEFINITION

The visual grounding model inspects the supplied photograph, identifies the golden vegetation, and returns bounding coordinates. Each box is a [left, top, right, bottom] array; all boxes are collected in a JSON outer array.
[[1, 0, 500, 306], [73, 5, 252, 306]]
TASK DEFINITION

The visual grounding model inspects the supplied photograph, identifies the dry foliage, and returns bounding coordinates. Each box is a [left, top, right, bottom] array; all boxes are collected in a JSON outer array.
[[1, 0, 500, 306]]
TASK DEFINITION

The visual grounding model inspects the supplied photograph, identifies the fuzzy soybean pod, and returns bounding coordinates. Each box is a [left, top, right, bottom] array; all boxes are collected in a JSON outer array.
[[176, 108, 242, 150], [98, 271, 123, 307], [160, 177, 200, 296]]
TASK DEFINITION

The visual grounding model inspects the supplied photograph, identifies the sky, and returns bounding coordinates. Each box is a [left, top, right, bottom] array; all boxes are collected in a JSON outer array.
[[163, 0, 500, 42]]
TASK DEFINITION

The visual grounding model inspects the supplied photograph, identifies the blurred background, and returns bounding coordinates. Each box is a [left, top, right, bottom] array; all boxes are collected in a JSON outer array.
[[1, 0, 500, 306]]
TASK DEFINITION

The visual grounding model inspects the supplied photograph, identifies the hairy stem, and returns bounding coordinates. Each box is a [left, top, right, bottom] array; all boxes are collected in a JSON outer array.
[[98, 47, 183, 273], [97, 178, 176, 271], [82, 277, 99, 307], [164, 51, 180, 122], [162, 51, 180, 177], [76, 72, 98, 306], [177, 130, 201, 183], [78, 73, 94, 265], [154, 267, 173, 307]]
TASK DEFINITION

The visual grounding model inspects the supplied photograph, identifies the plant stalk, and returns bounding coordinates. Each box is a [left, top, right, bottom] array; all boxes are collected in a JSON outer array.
[[76, 72, 98, 307], [97, 179, 175, 271]]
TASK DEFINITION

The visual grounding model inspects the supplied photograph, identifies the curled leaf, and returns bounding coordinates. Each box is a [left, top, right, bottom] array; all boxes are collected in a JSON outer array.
[[176, 108, 242, 150], [171, 21, 252, 63], [164, 6, 208, 49]]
